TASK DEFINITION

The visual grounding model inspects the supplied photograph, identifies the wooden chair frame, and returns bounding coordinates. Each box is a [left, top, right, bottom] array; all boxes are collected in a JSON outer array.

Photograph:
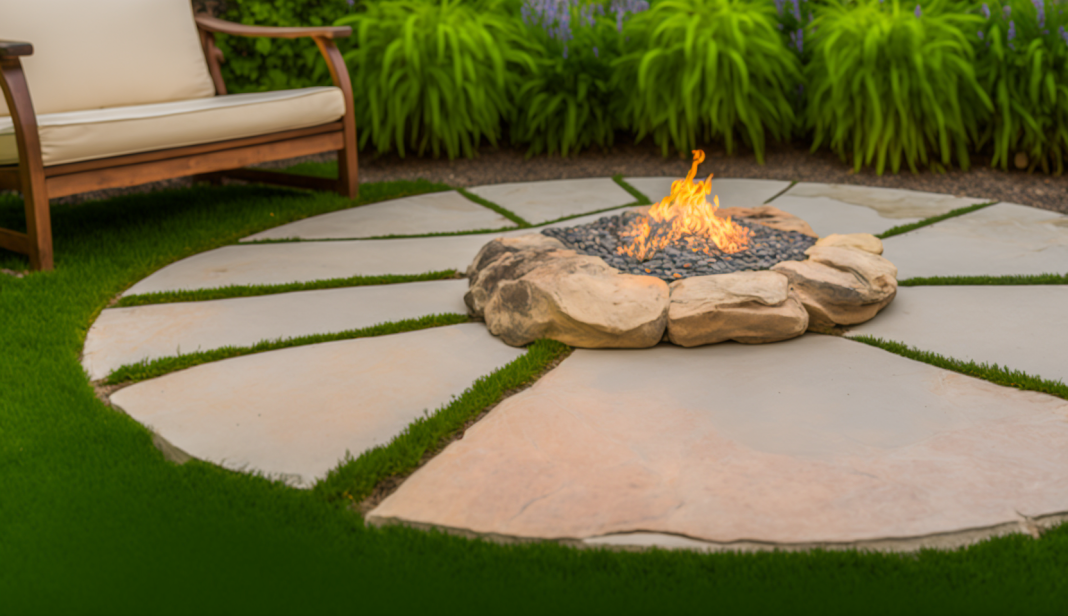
[[0, 14, 358, 271]]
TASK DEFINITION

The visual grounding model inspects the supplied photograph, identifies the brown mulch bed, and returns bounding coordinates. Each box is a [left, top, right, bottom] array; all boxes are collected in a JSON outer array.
[[47, 139, 1068, 214]]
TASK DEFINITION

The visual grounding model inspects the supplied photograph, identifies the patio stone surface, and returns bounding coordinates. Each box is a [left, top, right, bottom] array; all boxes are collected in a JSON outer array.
[[847, 285, 1068, 385], [368, 335, 1068, 547], [623, 177, 791, 208], [240, 191, 515, 241], [123, 234, 495, 295], [466, 178, 636, 224], [882, 203, 1068, 279], [83, 279, 468, 381], [109, 324, 525, 488], [768, 183, 988, 238]]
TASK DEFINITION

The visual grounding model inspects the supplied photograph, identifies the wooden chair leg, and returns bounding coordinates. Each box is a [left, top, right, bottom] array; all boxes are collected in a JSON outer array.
[[23, 173, 53, 271], [337, 145, 358, 200]]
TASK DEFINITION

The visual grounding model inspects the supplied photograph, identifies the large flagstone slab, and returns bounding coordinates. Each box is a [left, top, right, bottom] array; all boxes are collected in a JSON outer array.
[[123, 234, 496, 295], [623, 177, 791, 208], [847, 286, 1068, 385], [83, 279, 468, 381], [241, 191, 515, 242], [466, 178, 636, 224], [882, 203, 1068, 279], [368, 335, 1068, 548], [769, 183, 988, 238], [109, 323, 525, 487]]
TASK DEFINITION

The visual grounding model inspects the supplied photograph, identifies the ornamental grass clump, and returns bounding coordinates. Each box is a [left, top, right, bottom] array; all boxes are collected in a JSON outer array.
[[806, 0, 991, 174], [612, 0, 801, 161], [336, 0, 538, 158], [974, 1, 1068, 173], [511, 0, 648, 157]]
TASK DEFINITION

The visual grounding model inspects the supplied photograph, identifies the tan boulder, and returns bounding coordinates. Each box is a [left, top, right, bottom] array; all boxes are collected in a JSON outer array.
[[772, 246, 898, 330], [465, 234, 575, 318], [814, 233, 884, 255], [484, 256, 669, 348], [666, 271, 809, 347], [716, 205, 819, 238]]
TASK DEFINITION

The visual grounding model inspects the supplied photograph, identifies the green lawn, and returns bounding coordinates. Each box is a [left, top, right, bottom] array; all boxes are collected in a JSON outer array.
[[2, 176, 1066, 615]]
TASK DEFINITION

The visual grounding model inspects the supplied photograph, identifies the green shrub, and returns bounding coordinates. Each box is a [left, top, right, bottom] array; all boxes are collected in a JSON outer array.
[[509, 0, 647, 157], [215, 0, 358, 93], [806, 0, 991, 174], [611, 0, 801, 161], [974, 0, 1068, 173], [337, 0, 539, 159]]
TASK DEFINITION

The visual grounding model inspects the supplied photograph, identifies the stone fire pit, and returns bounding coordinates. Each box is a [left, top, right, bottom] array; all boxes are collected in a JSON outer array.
[[465, 209, 898, 349], [466, 153, 897, 349]]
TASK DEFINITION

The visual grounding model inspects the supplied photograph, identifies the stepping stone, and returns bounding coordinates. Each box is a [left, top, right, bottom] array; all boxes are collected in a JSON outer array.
[[882, 203, 1068, 279], [123, 234, 496, 295], [770, 183, 987, 237], [368, 335, 1068, 549], [241, 191, 515, 242], [109, 323, 525, 488], [466, 178, 636, 224], [847, 286, 1068, 385], [83, 279, 468, 381], [623, 177, 791, 208]]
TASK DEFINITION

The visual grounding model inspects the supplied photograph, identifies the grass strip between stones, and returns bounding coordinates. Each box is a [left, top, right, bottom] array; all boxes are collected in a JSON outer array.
[[876, 201, 998, 239], [115, 270, 461, 307], [849, 335, 1068, 401], [457, 187, 532, 228], [612, 174, 653, 205], [900, 272, 1068, 286], [313, 339, 571, 507], [105, 313, 470, 385]]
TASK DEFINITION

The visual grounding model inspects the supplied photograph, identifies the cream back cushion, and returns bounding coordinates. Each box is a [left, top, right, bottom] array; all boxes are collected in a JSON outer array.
[[0, 0, 217, 117]]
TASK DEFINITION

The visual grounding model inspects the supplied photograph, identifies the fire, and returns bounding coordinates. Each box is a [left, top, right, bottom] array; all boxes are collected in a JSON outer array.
[[617, 150, 753, 261]]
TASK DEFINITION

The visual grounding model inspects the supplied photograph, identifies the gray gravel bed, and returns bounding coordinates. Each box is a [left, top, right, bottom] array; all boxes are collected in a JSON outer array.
[[542, 210, 817, 282]]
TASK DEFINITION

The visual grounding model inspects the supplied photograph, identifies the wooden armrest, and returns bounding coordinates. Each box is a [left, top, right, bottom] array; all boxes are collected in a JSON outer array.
[[194, 15, 351, 40], [0, 40, 33, 58]]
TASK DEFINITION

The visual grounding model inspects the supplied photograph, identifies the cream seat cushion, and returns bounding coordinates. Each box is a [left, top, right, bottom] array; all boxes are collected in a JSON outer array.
[[0, 88, 346, 166], [0, 0, 217, 116]]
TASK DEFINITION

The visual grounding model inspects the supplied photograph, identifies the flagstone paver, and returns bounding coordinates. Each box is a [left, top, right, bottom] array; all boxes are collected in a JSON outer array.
[[466, 178, 636, 224], [768, 183, 989, 238], [109, 323, 525, 487], [623, 177, 791, 208], [882, 203, 1068, 279], [122, 209, 645, 295], [241, 191, 515, 242], [846, 285, 1068, 385], [368, 335, 1068, 548], [83, 279, 468, 381], [122, 234, 494, 295]]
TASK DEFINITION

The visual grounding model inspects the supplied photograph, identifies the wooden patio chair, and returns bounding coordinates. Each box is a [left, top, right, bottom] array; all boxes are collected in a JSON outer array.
[[0, 0, 358, 271]]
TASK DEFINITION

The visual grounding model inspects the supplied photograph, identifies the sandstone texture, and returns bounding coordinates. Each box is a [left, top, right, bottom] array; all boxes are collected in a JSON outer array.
[[667, 272, 808, 347], [772, 245, 898, 330], [464, 234, 572, 318], [814, 233, 884, 255], [484, 255, 669, 348], [717, 205, 819, 238]]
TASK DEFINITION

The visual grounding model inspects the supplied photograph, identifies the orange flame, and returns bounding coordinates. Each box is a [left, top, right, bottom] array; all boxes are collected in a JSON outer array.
[[617, 150, 753, 261]]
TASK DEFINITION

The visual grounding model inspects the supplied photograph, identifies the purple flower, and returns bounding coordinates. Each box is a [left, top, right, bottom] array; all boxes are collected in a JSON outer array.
[[1061, 25, 1068, 45], [1034, 0, 1045, 28], [593, 46, 598, 57], [792, 0, 801, 22], [1004, 5, 1011, 17], [978, 30, 984, 40], [790, 29, 803, 53], [914, 4, 921, 18], [980, 3, 990, 19], [1009, 19, 1016, 40]]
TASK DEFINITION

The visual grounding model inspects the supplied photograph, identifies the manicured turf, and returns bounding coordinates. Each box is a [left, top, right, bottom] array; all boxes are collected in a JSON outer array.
[[2, 176, 1067, 614], [900, 273, 1068, 286]]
